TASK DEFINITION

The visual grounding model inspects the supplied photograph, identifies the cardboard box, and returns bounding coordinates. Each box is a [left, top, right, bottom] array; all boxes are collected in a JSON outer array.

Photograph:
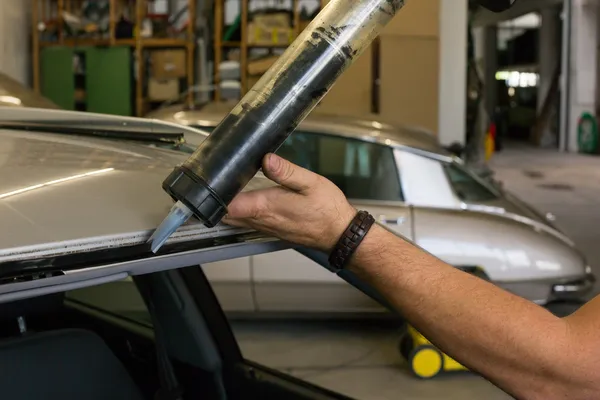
[[150, 50, 186, 79], [382, 0, 439, 38], [248, 55, 279, 76], [316, 45, 373, 116], [248, 23, 293, 46], [148, 78, 179, 101], [252, 13, 291, 29], [379, 35, 439, 132]]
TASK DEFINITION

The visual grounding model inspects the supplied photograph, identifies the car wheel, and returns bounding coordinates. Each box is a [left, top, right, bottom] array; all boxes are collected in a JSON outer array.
[[409, 345, 444, 379], [545, 300, 585, 317]]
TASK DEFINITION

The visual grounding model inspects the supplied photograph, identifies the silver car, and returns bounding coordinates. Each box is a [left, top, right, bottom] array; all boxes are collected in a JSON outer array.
[[0, 106, 382, 399], [0, 72, 60, 109], [144, 102, 595, 314]]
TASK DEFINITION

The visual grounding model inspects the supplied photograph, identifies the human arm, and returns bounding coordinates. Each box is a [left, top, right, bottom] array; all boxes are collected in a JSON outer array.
[[223, 154, 600, 400], [349, 223, 600, 400]]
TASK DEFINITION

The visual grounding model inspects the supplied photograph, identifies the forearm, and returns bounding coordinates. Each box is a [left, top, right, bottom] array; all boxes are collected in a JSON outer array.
[[349, 224, 595, 399]]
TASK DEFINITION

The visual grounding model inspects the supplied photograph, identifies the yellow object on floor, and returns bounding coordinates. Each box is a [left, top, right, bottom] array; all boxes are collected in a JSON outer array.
[[401, 325, 469, 379], [484, 123, 497, 161]]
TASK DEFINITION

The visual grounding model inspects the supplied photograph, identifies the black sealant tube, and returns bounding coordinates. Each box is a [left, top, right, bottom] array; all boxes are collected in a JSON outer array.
[[162, 0, 406, 227]]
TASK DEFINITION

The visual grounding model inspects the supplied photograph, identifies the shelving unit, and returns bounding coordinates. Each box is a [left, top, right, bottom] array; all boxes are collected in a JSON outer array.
[[31, 0, 196, 116], [213, 0, 326, 102]]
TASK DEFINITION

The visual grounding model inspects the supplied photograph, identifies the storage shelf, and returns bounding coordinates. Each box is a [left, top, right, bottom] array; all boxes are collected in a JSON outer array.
[[141, 38, 190, 47], [32, 0, 197, 117], [40, 38, 189, 48], [249, 43, 292, 48], [214, 0, 325, 101]]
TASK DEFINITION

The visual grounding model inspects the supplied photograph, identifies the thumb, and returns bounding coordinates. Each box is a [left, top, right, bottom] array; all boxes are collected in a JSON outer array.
[[262, 153, 320, 193]]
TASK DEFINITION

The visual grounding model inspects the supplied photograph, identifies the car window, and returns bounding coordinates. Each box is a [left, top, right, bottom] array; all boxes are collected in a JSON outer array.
[[66, 278, 152, 326], [443, 163, 499, 202], [276, 131, 404, 201]]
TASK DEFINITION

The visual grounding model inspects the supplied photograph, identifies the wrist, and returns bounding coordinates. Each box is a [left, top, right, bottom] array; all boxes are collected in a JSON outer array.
[[347, 223, 386, 266], [324, 203, 357, 252], [328, 209, 376, 271]]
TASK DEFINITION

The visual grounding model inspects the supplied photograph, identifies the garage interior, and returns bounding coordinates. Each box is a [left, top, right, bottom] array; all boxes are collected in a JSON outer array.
[[1, 0, 600, 399]]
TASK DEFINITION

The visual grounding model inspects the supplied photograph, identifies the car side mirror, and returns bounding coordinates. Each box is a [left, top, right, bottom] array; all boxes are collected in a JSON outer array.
[[477, 0, 517, 12]]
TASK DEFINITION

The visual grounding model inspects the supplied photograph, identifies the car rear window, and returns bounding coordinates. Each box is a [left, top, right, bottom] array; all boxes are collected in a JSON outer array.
[[276, 131, 404, 202], [443, 163, 499, 202]]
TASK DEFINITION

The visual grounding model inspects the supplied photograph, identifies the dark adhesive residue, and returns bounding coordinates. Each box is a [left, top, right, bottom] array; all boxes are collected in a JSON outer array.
[[182, 23, 353, 204], [380, 0, 404, 16], [315, 26, 354, 59], [310, 88, 328, 99]]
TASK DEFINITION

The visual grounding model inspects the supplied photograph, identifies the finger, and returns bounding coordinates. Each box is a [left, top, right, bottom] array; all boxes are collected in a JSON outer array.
[[221, 215, 253, 229], [226, 191, 265, 219], [262, 153, 320, 193]]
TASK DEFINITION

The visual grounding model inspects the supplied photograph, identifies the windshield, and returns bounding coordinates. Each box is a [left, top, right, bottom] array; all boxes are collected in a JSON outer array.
[[443, 162, 500, 202]]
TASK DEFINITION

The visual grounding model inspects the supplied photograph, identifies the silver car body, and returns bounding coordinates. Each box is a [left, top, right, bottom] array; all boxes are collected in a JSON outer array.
[[144, 102, 594, 312], [0, 106, 299, 305], [0, 72, 60, 109]]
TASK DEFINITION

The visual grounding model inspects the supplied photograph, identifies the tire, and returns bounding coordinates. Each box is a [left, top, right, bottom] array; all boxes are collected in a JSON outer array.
[[409, 345, 444, 379]]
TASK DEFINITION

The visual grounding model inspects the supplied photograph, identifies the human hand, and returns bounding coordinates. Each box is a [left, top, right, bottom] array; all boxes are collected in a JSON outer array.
[[223, 153, 356, 252]]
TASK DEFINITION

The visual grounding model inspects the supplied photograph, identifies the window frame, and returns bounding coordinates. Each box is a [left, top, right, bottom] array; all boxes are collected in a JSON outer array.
[[394, 149, 461, 209], [441, 160, 502, 203], [276, 130, 405, 203]]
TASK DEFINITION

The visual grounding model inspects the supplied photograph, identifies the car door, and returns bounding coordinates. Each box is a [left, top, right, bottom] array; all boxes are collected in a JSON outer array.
[[251, 131, 412, 313]]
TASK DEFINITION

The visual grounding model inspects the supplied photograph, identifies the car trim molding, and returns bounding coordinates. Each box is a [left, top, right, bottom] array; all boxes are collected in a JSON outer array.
[[0, 237, 290, 304]]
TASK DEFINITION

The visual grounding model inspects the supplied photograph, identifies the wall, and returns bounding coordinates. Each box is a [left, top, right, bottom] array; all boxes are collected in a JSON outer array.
[[319, 0, 442, 133], [565, 0, 599, 152], [0, 2, 31, 85], [438, 0, 467, 145], [319, 0, 440, 132], [379, 0, 441, 134], [314, 0, 375, 116], [317, 0, 467, 144]]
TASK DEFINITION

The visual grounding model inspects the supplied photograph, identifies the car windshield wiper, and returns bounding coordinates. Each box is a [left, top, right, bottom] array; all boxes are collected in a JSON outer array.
[[0, 120, 186, 146]]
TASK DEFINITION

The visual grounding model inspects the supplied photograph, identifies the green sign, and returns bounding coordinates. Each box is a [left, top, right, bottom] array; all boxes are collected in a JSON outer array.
[[578, 112, 598, 154]]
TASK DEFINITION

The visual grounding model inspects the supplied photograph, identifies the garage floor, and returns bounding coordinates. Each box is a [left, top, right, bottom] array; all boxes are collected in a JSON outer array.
[[230, 145, 600, 400]]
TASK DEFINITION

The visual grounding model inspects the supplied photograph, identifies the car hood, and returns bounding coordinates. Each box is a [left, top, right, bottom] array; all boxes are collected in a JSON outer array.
[[472, 191, 558, 230], [0, 127, 280, 267]]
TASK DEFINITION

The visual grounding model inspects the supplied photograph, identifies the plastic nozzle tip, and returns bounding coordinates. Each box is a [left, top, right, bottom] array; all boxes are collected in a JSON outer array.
[[148, 201, 193, 253]]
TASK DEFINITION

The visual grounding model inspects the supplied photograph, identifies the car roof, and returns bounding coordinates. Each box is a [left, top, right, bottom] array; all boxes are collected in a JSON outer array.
[[0, 72, 60, 109], [0, 117, 279, 265], [146, 102, 453, 161], [0, 113, 292, 303]]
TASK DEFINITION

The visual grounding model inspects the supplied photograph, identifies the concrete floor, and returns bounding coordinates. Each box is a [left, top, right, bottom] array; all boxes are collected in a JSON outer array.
[[228, 144, 600, 400], [232, 320, 510, 399]]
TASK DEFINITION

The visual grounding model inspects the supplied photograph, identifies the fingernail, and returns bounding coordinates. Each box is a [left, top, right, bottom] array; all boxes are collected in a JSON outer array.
[[267, 153, 281, 171]]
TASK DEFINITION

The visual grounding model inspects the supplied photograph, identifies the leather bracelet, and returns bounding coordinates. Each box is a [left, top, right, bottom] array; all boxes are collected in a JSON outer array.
[[328, 210, 375, 271]]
